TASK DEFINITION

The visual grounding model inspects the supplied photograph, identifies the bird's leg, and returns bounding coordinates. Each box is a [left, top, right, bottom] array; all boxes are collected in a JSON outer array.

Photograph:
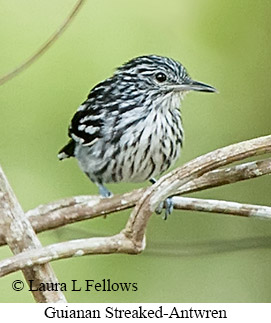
[[84, 172, 113, 198], [149, 178, 174, 220], [97, 183, 113, 198]]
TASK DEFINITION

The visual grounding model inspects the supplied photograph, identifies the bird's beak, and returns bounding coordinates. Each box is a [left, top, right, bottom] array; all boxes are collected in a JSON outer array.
[[173, 80, 218, 93]]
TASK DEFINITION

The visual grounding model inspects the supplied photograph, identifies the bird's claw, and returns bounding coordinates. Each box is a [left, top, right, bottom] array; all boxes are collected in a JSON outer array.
[[98, 184, 113, 198], [150, 178, 173, 219], [155, 197, 174, 220]]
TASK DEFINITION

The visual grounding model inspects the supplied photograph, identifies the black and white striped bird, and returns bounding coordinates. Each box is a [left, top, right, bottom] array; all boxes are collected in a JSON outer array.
[[58, 55, 216, 217]]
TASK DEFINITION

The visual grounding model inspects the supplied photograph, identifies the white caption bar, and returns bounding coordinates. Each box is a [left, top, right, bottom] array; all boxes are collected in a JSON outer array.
[[1, 303, 270, 321]]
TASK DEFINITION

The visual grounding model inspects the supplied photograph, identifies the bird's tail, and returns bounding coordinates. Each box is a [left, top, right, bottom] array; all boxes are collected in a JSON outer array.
[[58, 139, 75, 160]]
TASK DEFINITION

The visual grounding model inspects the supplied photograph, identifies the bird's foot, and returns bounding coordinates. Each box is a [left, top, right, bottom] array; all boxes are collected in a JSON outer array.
[[155, 197, 174, 220], [149, 178, 174, 220], [98, 184, 113, 198]]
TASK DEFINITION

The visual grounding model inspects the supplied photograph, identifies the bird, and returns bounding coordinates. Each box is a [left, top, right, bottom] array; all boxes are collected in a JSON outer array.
[[58, 55, 216, 218]]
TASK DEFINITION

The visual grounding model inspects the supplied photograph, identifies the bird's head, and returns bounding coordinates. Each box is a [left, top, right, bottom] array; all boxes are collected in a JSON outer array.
[[116, 55, 217, 95]]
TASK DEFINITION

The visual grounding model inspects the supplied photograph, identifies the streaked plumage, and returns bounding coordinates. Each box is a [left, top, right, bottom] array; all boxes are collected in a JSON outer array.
[[59, 55, 216, 201]]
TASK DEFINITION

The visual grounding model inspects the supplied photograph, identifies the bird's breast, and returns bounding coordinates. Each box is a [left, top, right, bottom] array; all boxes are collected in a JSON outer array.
[[111, 105, 184, 182]]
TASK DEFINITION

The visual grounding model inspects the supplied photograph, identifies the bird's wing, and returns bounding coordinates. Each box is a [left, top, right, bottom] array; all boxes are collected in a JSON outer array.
[[68, 80, 112, 146], [69, 108, 103, 146]]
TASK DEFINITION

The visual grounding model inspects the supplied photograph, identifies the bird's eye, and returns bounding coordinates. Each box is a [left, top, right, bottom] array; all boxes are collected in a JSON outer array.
[[155, 72, 167, 83]]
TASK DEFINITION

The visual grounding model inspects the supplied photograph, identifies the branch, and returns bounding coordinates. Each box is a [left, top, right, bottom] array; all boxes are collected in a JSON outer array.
[[177, 156, 271, 195], [0, 166, 66, 302], [124, 135, 271, 247], [0, 233, 137, 278], [1, 197, 270, 278], [172, 196, 271, 219], [0, 157, 268, 248], [0, 135, 270, 277], [0, 0, 86, 86]]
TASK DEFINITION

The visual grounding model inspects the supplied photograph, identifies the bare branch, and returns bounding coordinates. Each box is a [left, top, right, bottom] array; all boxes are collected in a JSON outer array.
[[0, 233, 138, 278], [0, 153, 270, 248], [124, 135, 271, 247], [15, 157, 271, 230], [0, 135, 270, 277], [172, 196, 271, 219], [0, 166, 66, 302], [0, 0, 86, 86], [177, 157, 271, 195], [1, 196, 271, 278]]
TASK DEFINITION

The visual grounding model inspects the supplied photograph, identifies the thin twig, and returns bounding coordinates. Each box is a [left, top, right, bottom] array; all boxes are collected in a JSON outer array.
[[172, 196, 271, 219], [0, 0, 86, 86]]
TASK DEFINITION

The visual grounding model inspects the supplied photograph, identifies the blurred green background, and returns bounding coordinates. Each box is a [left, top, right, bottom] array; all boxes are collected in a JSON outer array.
[[0, 0, 271, 303]]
